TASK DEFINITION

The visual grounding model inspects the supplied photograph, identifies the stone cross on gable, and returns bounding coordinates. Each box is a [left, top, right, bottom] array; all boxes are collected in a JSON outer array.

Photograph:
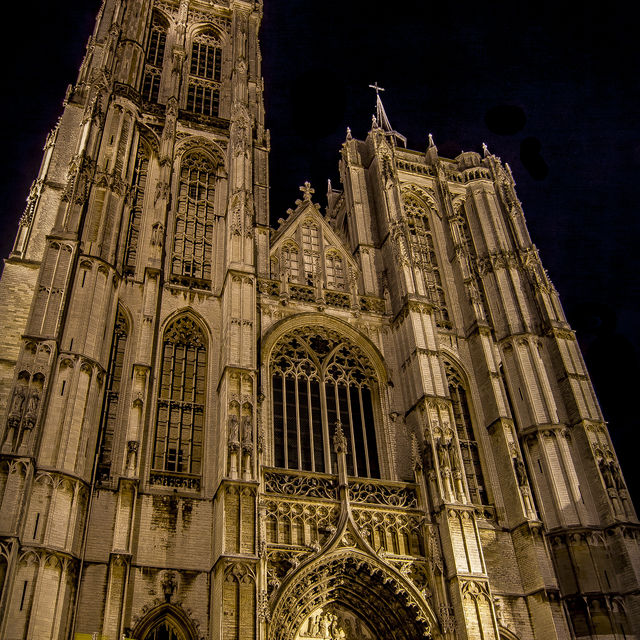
[[300, 181, 315, 201]]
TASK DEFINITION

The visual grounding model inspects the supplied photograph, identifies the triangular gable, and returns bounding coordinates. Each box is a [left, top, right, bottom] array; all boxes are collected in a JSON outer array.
[[270, 199, 358, 274]]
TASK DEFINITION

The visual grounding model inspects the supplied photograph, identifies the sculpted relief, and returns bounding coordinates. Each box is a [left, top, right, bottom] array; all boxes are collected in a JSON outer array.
[[295, 605, 375, 640]]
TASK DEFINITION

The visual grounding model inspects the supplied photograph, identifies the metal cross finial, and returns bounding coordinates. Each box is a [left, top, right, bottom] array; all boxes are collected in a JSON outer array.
[[299, 181, 314, 201], [369, 82, 385, 96]]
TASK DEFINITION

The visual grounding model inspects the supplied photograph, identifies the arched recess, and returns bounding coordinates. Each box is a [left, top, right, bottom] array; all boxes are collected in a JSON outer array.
[[268, 550, 442, 640], [131, 603, 199, 640], [441, 356, 488, 505], [150, 313, 208, 481], [262, 314, 391, 479]]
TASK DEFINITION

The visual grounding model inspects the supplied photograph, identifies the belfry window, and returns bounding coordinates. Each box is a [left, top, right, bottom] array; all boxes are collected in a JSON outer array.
[[186, 30, 222, 117], [123, 139, 150, 275], [142, 12, 168, 104], [97, 309, 128, 482], [171, 151, 216, 288], [445, 362, 487, 504], [271, 328, 380, 478], [152, 316, 206, 477], [403, 195, 450, 328]]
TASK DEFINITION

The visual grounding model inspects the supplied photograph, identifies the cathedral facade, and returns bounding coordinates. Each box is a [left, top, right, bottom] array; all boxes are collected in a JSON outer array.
[[0, 1, 638, 639]]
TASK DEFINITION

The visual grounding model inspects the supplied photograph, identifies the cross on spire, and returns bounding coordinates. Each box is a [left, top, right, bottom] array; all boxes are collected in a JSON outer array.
[[368, 82, 385, 96], [299, 181, 315, 201]]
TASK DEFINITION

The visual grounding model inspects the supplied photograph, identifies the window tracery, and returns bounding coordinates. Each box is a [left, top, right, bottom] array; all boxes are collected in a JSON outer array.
[[271, 328, 380, 478], [171, 151, 216, 288], [152, 316, 206, 478], [403, 195, 450, 328], [186, 29, 222, 117], [302, 222, 320, 285], [325, 251, 345, 290], [97, 310, 128, 483], [281, 243, 299, 282], [444, 361, 487, 504], [123, 139, 150, 275], [142, 12, 168, 104]]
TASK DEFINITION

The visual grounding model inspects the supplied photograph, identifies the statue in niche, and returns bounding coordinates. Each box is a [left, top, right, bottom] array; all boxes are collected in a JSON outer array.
[[600, 458, 616, 491], [228, 414, 240, 446], [242, 415, 253, 446], [513, 456, 528, 487], [22, 390, 40, 429], [151, 222, 164, 248], [437, 438, 452, 470], [8, 386, 26, 426]]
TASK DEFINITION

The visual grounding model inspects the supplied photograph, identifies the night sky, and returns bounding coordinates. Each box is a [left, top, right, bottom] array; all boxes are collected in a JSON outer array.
[[1, 1, 638, 502]]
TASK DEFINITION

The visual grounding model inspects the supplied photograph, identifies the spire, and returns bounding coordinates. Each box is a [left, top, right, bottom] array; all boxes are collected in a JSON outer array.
[[368, 83, 407, 147]]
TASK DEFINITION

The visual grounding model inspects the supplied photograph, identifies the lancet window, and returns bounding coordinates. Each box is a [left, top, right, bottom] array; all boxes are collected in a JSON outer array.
[[123, 139, 150, 274], [445, 362, 487, 504], [142, 12, 168, 103], [97, 310, 129, 482], [325, 251, 345, 290], [403, 195, 450, 328], [152, 316, 206, 477], [186, 29, 222, 117], [271, 328, 380, 478], [171, 151, 216, 288], [302, 222, 320, 284], [281, 243, 299, 282]]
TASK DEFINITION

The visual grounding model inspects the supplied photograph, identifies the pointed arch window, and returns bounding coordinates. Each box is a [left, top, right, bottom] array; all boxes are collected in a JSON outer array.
[[325, 251, 345, 290], [97, 310, 129, 483], [123, 139, 150, 275], [301, 222, 320, 284], [271, 328, 380, 478], [186, 29, 222, 117], [142, 12, 168, 104], [403, 195, 450, 328], [152, 316, 206, 482], [281, 243, 299, 282], [445, 362, 487, 504], [171, 152, 216, 288]]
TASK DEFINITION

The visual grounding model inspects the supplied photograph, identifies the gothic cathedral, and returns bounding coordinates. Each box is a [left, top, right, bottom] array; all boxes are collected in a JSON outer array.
[[0, 1, 638, 639]]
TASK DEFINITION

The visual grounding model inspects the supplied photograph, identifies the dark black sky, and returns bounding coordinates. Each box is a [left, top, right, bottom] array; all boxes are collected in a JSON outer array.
[[1, 1, 639, 502]]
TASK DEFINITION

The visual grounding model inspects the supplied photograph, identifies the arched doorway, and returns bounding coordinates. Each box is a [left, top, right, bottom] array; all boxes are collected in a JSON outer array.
[[269, 551, 442, 640], [131, 603, 198, 640]]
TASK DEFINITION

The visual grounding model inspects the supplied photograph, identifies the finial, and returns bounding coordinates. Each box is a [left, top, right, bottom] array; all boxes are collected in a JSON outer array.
[[411, 433, 423, 472], [299, 181, 315, 202], [482, 142, 489, 157], [346, 126, 352, 140], [333, 420, 347, 453], [368, 81, 385, 97], [428, 133, 435, 148]]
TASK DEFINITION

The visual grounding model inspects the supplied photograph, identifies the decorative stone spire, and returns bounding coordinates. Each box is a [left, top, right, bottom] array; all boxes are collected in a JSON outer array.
[[368, 82, 407, 147]]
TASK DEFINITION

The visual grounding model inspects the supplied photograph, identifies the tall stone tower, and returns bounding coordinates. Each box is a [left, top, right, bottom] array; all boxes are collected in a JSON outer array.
[[0, 2, 638, 640]]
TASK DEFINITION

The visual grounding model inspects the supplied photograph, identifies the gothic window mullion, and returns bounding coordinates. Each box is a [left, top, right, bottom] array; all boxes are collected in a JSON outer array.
[[282, 375, 289, 469], [306, 377, 315, 473], [359, 386, 371, 478], [294, 375, 302, 470], [345, 385, 358, 477]]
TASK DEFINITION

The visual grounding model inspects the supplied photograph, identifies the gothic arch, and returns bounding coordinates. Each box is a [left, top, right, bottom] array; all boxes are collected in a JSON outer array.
[[149, 312, 209, 481], [262, 314, 389, 386], [187, 22, 227, 43], [131, 603, 200, 640], [268, 549, 442, 640], [262, 314, 392, 478], [400, 184, 439, 217], [174, 137, 226, 170], [441, 357, 489, 505]]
